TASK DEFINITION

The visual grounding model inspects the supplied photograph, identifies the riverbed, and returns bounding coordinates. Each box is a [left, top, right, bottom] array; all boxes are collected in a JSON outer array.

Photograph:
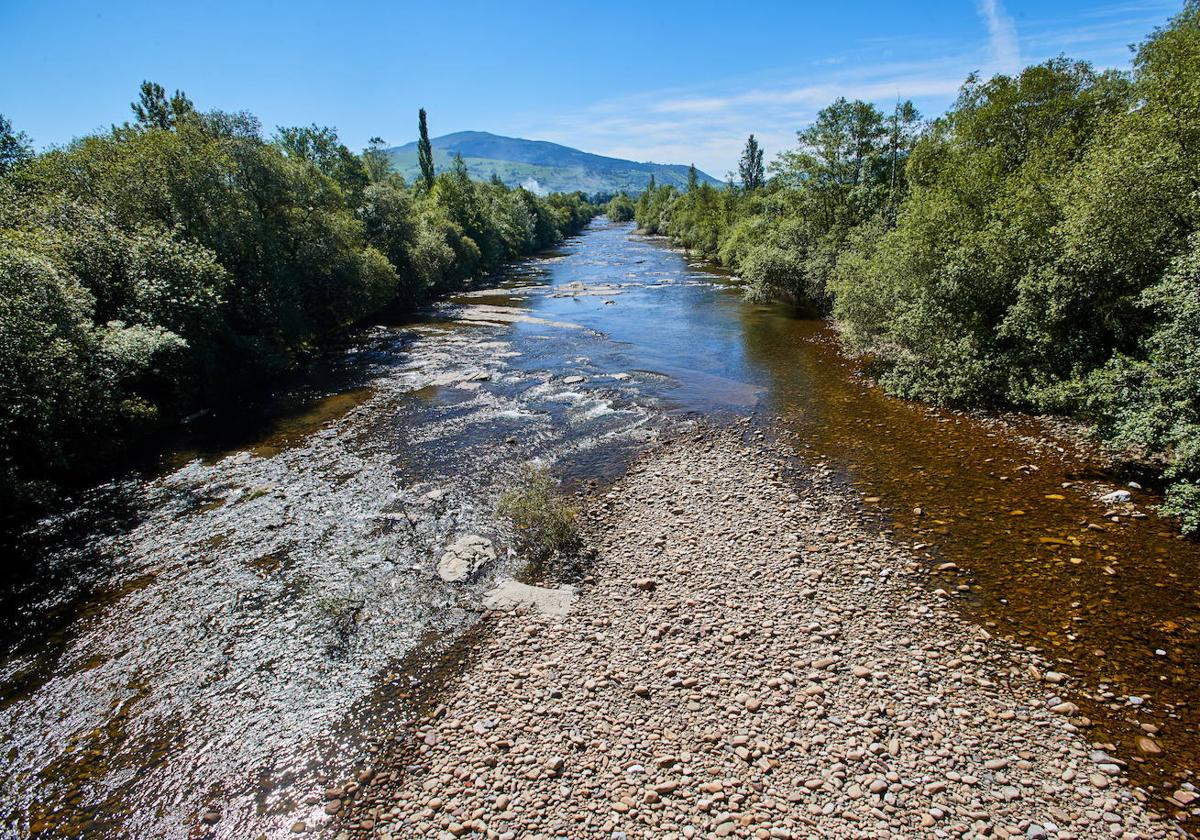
[[1, 220, 1196, 838]]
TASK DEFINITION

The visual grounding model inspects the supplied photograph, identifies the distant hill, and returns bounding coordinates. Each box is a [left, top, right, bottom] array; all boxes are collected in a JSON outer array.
[[385, 131, 720, 195]]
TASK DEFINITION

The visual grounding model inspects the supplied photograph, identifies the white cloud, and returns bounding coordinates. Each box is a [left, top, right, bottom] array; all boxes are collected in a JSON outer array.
[[978, 0, 1022, 74], [512, 1, 1161, 177]]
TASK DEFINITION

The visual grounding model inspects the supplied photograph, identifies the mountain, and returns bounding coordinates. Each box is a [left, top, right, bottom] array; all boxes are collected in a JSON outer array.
[[385, 131, 720, 195]]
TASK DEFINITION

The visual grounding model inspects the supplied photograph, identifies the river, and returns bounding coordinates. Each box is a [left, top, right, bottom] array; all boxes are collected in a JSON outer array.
[[1, 219, 1196, 838]]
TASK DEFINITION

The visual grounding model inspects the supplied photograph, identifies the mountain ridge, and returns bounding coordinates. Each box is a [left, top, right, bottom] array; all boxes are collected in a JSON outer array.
[[385, 130, 720, 195]]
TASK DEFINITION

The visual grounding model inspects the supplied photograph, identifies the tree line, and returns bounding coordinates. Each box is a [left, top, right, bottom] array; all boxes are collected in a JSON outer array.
[[635, 3, 1200, 532], [0, 87, 595, 518]]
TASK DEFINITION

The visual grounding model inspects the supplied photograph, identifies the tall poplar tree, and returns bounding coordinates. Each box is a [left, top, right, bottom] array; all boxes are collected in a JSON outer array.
[[687, 164, 699, 192], [417, 108, 435, 191]]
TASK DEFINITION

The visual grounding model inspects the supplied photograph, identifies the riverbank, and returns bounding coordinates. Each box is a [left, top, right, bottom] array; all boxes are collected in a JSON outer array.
[[333, 423, 1179, 839]]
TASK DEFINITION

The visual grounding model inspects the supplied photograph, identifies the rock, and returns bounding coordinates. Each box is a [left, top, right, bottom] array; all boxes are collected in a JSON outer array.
[[201, 811, 221, 825], [1136, 736, 1162, 754], [437, 535, 496, 582], [330, 428, 1162, 840], [562, 375, 586, 385], [1099, 489, 1131, 504], [1170, 789, 1198, 806], [482, 578, 576, 617], [290, 822, 307, 834]]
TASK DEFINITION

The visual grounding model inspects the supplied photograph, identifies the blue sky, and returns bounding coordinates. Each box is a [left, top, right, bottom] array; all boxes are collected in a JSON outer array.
[[0, 0, 1182, 176]]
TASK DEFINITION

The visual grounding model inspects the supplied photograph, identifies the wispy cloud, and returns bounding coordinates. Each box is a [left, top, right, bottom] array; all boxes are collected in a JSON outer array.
[[978, 0, 1022, 74], [514, 0, 1169, 178]]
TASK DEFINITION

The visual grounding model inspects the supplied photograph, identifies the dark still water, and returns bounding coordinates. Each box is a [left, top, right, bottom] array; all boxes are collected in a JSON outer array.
[[1, 220, 1196, 838]]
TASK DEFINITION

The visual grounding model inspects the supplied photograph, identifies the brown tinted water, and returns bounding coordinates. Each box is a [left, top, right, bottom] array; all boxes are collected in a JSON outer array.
[[1, 221, 1196, 837]]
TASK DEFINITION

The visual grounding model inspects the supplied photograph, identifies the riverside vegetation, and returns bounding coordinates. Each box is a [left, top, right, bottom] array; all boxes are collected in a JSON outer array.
[[635, 4, 1200, 533], [0, 90, 594, 521]]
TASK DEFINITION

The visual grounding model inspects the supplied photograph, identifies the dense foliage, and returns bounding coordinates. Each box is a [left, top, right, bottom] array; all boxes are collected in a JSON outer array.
[[638, 4, 1200, 531], [605, 192, 636, 223], [0, 89, 594, 517]]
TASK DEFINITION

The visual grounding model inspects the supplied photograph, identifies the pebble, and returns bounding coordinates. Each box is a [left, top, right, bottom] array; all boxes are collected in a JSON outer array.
[[333, 428, 1165, 840]]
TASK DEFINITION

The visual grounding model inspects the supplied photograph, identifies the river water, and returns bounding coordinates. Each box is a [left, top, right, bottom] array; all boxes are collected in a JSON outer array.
[[1, 220, 1196, 838]]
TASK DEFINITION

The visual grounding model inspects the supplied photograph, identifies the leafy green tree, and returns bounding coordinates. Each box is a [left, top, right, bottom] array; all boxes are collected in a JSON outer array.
[[738, 134, 764, 191], [1084, 236, 1200, 532], [130, 81, 194, 130], [775, 97, 887, 228], [884, 101, 921, 217], [417, 107, 435, 191], [686, 163, 699, 192], [833, 58, 1131, 405], [274, 124, 370, 200], [0, 114, 32, 175], [605, 192, 635, 222], [0, 242, 110, 512], [363, 136, 391, 183]]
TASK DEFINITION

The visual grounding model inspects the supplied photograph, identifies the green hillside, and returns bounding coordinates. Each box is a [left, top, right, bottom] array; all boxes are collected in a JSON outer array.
[[386, 131, 719, 195]]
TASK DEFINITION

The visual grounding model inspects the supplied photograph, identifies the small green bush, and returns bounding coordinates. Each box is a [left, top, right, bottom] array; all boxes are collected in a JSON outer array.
[[497, 466, 581, 563]]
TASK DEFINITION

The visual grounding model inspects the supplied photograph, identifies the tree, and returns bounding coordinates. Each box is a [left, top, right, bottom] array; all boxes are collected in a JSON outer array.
[[363, 136, 391, 183], [774, 97, 888, 227], [418, 108, 435, 191], [738, 134, 765, 191], [130, 81, 194, 130], [274, 124, 370, 200], [884, 101, 921, 218], [687, 164, 699, 192], [605, 192, 635, 222], [0, 114, 32, 175]]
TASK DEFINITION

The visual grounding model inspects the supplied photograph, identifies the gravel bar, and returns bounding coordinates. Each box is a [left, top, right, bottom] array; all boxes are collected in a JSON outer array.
[[331, 425, 1171, 839]]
